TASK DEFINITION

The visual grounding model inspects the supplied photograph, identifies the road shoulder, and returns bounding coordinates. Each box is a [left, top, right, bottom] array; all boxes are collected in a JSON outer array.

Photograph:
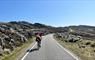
[[53, 34, 81, 60]]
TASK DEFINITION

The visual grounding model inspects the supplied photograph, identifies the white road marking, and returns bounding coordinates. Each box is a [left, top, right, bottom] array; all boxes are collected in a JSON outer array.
[[21, 43, 37, 60], [56, 42, 79, 60], [21, 34, 80, 60]]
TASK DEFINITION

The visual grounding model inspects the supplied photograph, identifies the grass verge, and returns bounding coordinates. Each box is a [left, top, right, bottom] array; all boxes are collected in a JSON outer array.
[[1, 37, 35, 60], [54, 35, 95, 60]]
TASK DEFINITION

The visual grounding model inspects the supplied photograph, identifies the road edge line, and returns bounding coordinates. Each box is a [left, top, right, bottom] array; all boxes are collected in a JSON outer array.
[[53, 35, 80, 60], [56, 42, 79, 60], [21, 43, 36, 60]]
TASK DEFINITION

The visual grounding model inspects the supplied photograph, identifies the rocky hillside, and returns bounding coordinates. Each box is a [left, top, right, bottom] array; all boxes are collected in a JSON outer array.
[[55, 26, 95, 60], [57, 25, 95, 40], [0, 21, 34, 56], [0, 21, 54, 56], [0, 21, 95, 57]]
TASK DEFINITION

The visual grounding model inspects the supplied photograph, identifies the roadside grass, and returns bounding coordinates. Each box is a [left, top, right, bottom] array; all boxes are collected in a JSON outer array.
[[54, 35, 95, 60], [1, 37, 35, 60]]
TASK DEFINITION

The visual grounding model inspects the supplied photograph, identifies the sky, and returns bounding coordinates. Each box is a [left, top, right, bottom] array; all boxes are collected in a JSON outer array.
[[0, 0, 95, 27]]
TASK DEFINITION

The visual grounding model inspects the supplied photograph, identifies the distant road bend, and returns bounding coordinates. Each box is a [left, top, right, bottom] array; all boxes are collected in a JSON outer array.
[[21, 34, 79, 60]]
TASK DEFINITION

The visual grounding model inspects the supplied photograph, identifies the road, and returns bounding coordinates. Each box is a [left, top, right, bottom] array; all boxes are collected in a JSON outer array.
[[22, 34, 79, 60]]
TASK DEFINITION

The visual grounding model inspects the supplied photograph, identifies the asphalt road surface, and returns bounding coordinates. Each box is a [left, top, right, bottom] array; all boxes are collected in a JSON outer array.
[[22, 34, 79, 60]]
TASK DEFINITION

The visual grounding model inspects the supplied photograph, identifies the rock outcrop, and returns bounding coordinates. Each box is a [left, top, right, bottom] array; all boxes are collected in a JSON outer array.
[[0, 21, 34, 55]]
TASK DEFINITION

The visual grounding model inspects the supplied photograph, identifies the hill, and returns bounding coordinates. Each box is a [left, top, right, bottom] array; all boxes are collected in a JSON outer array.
[[0, 21, 95, 59], [65, 25, 95, 39], [55, 25, 95, 60]]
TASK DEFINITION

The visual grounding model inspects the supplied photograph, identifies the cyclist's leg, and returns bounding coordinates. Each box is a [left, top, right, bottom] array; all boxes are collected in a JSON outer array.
[[37, 41, 40, 49], [37, 41, 39, 47], [38, 41, 41, 48]]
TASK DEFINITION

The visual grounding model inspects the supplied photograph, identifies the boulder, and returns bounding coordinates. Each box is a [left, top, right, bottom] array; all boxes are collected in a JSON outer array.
[[4, 48, 11, 54], [0, 45, 3, 55]]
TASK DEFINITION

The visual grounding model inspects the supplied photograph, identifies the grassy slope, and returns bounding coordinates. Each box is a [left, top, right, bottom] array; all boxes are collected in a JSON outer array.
[[54, 36, 95, 60], [1, 37, 35, 60]]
